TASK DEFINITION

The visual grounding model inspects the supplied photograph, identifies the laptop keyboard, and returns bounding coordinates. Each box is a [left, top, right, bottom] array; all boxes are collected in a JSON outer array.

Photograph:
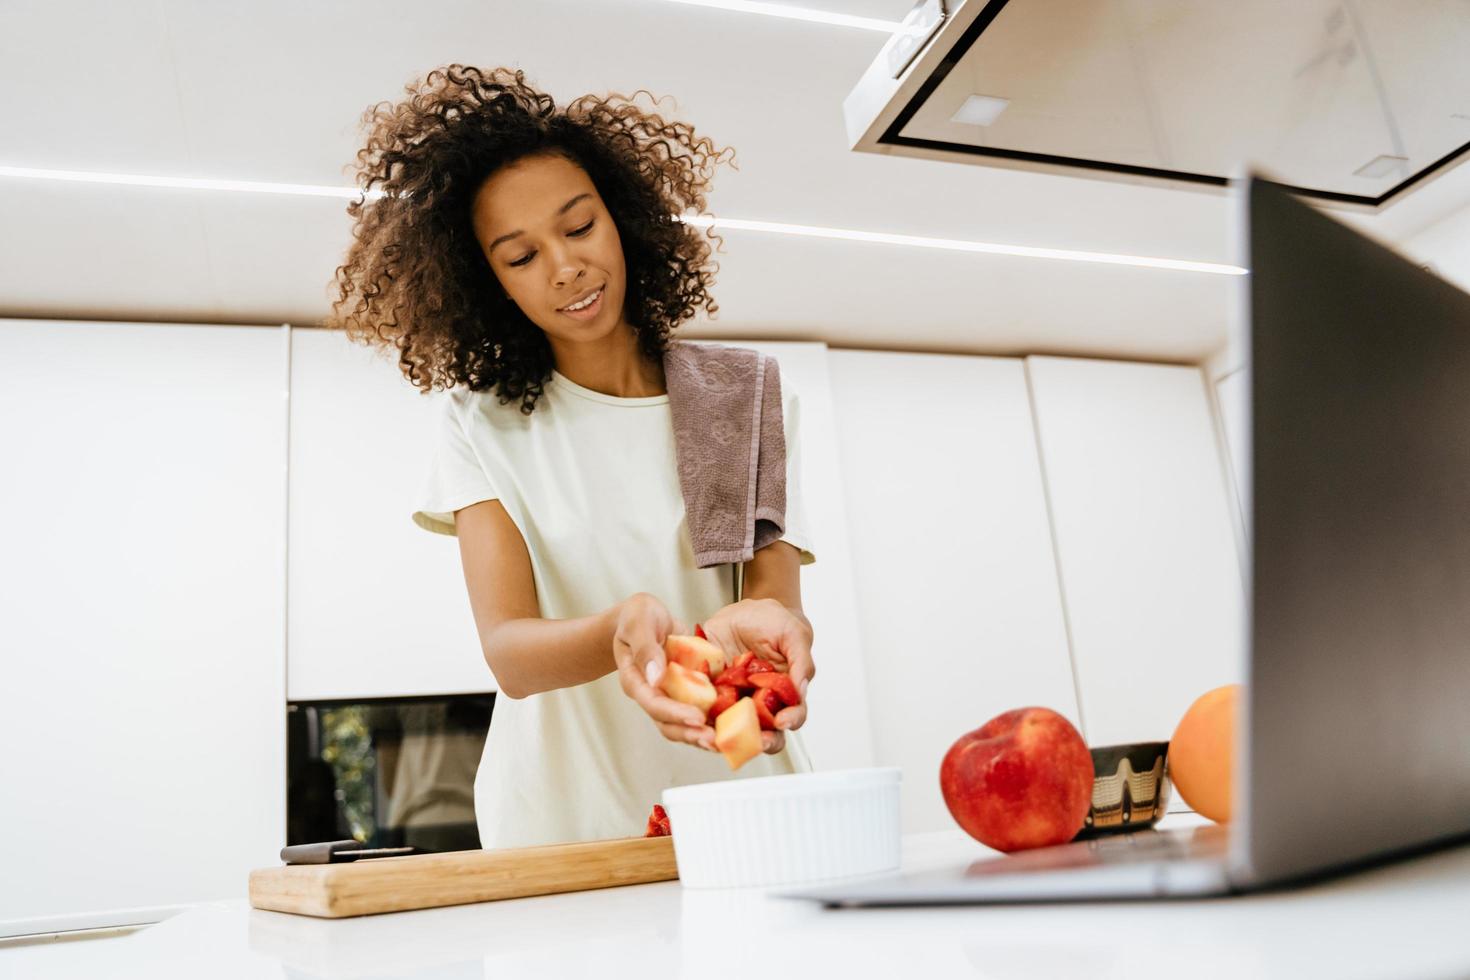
[[963, 825, 1230, 876]]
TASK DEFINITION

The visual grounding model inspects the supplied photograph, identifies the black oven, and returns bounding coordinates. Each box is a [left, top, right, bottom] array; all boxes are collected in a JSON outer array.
[[286, 693, 494, 853]]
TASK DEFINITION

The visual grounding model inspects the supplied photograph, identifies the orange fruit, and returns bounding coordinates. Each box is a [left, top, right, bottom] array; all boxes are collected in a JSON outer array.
[[1167, 684, 1241, 823]]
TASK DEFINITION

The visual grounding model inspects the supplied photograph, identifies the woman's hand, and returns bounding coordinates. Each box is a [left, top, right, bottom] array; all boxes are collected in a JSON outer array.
[[698, 598, 815, 755], [612, 593, 716, 751]]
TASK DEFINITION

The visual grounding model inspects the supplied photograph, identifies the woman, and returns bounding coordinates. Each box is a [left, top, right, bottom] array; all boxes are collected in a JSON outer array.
[[326, 65, 817, 849]]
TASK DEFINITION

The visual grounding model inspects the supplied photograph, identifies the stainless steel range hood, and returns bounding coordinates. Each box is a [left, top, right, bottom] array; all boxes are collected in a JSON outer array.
[[845, 0, 1470, 210]]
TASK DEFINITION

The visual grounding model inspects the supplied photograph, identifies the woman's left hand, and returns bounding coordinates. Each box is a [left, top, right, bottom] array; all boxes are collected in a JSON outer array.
[[698, 598, 814, 755]]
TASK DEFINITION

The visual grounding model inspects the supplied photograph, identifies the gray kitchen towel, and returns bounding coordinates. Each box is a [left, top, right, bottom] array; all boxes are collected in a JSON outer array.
[[663, 341, 787, 568]]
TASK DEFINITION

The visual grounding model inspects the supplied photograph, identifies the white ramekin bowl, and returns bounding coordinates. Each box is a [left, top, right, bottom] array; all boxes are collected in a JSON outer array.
[[661, 767, 902, 889]]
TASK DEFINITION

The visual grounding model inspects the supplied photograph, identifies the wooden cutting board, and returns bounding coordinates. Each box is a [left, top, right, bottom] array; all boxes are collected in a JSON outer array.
[[249, 835, 677, 918]]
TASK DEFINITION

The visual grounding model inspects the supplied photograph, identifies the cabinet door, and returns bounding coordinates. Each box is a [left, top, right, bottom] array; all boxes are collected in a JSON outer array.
[[829, 351, 1078, 833], [738, 342, 874, 772], [1216, 367, 1249, 540], [0, 319, 286, 930], [1025, 356, 1244, 754], [287, 328, 488, 700]]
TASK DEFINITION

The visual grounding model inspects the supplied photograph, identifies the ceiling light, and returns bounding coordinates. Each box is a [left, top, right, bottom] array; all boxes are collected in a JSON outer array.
[[676, 213, 1246, 275], [0, 164, 372, 199], [660, 0, 902, 32], [1352, 154, 1408, 179], [0, 164, 1244, 275], [952, 95, 1010, 127]]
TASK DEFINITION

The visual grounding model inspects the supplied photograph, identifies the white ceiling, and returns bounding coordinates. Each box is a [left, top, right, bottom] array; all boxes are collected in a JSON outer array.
[[2, 0, 1467, 363]]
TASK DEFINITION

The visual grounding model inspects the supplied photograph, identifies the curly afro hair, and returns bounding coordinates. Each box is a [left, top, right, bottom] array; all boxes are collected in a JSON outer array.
[[324, 64, 735, 414]]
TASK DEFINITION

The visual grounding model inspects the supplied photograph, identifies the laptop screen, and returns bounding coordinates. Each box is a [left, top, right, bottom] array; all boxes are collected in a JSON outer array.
[[1239, 175, 1470, 885]]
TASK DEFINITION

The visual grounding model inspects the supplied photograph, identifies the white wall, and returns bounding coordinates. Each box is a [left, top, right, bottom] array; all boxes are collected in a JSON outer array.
[[0, 319, 287, 933], [287, 328, 492, 700], [1400, 202, 1470, 293], [1025, 357, 1245, 751], [828, 350, 1079, 833], [736, 342, 876, 773]]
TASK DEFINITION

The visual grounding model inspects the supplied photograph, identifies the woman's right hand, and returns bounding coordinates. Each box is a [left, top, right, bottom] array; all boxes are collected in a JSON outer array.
[[613, 593, 716, 751]]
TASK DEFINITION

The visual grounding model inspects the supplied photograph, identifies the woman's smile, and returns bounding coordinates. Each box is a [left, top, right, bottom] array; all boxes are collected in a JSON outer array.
[[558, 285, 605, 320]]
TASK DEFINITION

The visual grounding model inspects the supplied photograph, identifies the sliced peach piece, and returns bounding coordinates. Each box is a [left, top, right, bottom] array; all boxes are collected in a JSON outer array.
[[714, 697, 762, 770], [665, 634, 728, 677], [658, 660, 717, 714]]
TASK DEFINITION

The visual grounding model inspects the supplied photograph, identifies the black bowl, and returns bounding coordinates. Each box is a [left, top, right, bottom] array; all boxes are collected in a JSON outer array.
[[1072, 741, 1171, 840]]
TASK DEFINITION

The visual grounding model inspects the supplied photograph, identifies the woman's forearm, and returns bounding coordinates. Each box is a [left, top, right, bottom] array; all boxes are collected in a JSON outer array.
[[484, 601, 624, 699]]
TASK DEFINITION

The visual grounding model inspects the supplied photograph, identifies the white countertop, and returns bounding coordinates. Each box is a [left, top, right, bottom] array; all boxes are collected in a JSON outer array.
[[9, 814, 1470, 980]]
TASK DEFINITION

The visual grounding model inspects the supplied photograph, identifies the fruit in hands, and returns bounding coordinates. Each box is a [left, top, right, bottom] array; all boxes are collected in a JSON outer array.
[[939, 706, 1094, 853], [665, 634, 727, 677], [748, 671, 800, 708], [1168, 684, 1240, 823], [705, 652, 800, 732], [714, 651, 757, 688], [644, 803, 672, 837], [707, 684, 740, 725], [751, 687, 780, 730], [714, 697, 762, 770], [659, 660, 717, 714], [662, 640, 804, 756]]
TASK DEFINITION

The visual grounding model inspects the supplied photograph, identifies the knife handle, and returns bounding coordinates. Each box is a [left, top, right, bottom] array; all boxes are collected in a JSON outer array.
[[280, 840, 362, 865]]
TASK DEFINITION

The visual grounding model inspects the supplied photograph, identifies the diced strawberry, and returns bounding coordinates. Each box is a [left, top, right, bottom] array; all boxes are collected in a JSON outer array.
[[695, 624, 707, 640], [748, 670, 801, 707], [713, 651, 758, 688], [645, 804, 671, 837], [707, 684, 740, 726], [746, 656, 776, 677], [752, 687, 780, 730]]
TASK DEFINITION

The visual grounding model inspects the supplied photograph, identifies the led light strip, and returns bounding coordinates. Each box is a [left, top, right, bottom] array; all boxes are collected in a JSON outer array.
[[0, 164, 369, 199], [0, 164, 1245, 275], [677, 214, 1246, 275], [659, 0, 903, 33]]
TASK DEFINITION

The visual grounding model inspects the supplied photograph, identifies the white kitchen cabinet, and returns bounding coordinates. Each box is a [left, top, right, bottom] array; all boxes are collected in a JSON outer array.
[[828, 350, 1079, 833], [286, 327, 489, 700], [737, 341, 874, 772], [1025, 356, 1244, 755], [1216, 367, 1250, 555], [0, 319, 286, 931]]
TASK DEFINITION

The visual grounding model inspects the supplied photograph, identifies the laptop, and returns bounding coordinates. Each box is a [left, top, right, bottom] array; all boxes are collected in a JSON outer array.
[[785, 174, 1470, 905]]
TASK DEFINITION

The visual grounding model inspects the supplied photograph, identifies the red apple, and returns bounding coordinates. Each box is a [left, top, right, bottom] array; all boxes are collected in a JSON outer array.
[[939, 707, 1093, 853]]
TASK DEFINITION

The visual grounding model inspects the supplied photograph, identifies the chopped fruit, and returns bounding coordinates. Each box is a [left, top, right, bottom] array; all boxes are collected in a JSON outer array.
[[713, 651, 757, 688], [748, 671, 801, 708], [644, 804, 671, 837], [695, 624, 708, 640], [746, 656, 775, 677], [665, 634, 727, 677], [707, 684, 740, 726], [752, 687, 780, 731], [659, 660, 717, 714], [714, 698, 763, 770]]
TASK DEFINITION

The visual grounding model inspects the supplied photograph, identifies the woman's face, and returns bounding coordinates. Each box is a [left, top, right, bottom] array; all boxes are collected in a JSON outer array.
[[471, 153, 631, 348]]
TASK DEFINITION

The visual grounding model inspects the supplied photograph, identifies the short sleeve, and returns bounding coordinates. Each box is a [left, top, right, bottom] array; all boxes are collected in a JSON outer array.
[[778, 378, 817, 566], [410, 392, 499, 537]]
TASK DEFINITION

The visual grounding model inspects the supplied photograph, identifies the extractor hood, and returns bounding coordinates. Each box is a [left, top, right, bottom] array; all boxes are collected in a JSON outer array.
[[845, 0, 1470, 210]]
